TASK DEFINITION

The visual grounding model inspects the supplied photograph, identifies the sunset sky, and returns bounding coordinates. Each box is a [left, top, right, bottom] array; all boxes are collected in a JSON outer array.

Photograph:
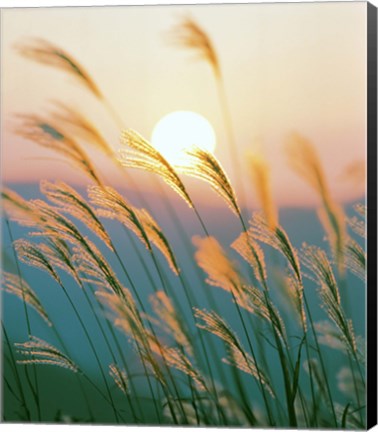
[[1, 2, 367, 208]]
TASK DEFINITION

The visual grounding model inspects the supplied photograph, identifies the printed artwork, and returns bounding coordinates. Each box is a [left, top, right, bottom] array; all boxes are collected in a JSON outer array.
[[1, 2, 371, 428]]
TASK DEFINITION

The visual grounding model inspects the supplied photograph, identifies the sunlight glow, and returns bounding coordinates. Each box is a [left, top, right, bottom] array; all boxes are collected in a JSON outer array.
[[151, 111, 216, 165]]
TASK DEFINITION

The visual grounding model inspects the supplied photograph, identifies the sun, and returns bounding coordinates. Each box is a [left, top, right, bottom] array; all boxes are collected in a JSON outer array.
[[151, 111, 216, 165]]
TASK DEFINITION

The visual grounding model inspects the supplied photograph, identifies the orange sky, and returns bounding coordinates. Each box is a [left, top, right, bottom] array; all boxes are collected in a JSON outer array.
[[1, 2, 367, 208]]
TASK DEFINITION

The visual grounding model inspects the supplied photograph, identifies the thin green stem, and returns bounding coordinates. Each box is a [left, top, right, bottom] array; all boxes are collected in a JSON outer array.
[[2, 322, 31, 421], [111, 235, 183, 423], [216, 78, 248, 215], [177, 273, 228, 424], [303, 293, 338, 427], [237, 213, 298, 426], [57, 281, 120, 423], [347, 352, 364, 425], [84, 281, 144, 423], [48, 325, 95, 422], [230, 291, 275, 426], [5, 218, 41, 421]]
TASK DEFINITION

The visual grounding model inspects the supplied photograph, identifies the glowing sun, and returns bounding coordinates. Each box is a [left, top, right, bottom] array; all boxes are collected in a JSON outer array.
[[151, 111, 216, 165]]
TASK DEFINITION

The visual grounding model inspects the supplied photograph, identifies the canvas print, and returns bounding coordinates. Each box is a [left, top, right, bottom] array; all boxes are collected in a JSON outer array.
[[1, 2, 376, 429]]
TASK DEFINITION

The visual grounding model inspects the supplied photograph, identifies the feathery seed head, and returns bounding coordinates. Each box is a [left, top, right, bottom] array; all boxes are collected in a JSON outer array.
[[16, 39, 102, 98], [150, 291, 191, 353], [15, 336, 79, 372], [16, 114, 102, 185], [118, 129, 193, 208], [193, 235, 243, 294], [41, 180, 113, 250], [169, 16, 220, 77], [248, 152, 277, 229], [14, 239, 61, 285], [231, 231, 267, 283], [2, 272, 51, 326], [176, 147, 240, 216], [49, 102, 112, 155], [109, 364, 129, 395], [250, 212, 302, 283]]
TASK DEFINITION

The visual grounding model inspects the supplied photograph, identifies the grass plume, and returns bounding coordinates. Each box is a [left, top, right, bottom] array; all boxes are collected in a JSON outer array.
[[89, 185, 180, 275], [149, 291, 192, 354], [231, 231, 267, 283], [195, 308, 273, 396], [49, 102, 112, 155], [176, 147, 240, 217], [15, 336, 79, 373], [168, 16, 220, 77], [2, 272, 51, 326], [286, 133, 346, 272], [301, 245, 357, 356], [16, 114, 102, 185], [41, 180, 113, 250], [119, 129, 193, 208], [248, 152, 277, 229], [17, 39, 102, 98], [109, 364, 129, 395]]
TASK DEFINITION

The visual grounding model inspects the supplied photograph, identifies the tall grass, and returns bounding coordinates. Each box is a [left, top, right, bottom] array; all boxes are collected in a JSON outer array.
[[2, 26, 366, 429]]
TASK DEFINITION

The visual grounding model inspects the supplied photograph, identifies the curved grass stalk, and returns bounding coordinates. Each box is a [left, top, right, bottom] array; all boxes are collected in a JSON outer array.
[[4, 218, 41, 421], [148, 182, 266, 422], [175, 146, 240, 217], [88, 185, 179, 276], [2, 323, 31, 421], [192, 236, 275, 424], [2, 272, 51, 327], [70, 229, 187, 423], [301, 246, 358, 359], [15, 336, 79, 373], [302, 245, 365, 394], [245, 211, 320, 423], [285, 133, 346, 275], [2, 239, 95, 420], [229, 167, 313, 424], [303, 294, 338, 427], [345, 238, 366, 282], [47, 321, 95, 421], [15, 115, 103, 187], [122, 125, 295, 425], [17, 39, 102, 98], [13, 109, 203, 417], [118, 129, 210, 237], [87, 183, 230, 421], [119, 129, 193, 209], [13, 239, 121, 423], [15, 334, 125, 421], [195, 306, 275, 426], [233, 216, 300, 426], [148, 285, 229, 424], [40, 181, 113, 250], [168, 16, 247, 212], [96, 287, 185, 424], [17, 108, 219, 412], [248, 152, 278, 230], [106, 207, 227, 422], [40, 236, 142, 422], [135, 252, 206, 423], [64, 230, 164, 420], [11, 106, 204, 420], [17, 38, 125, 131], [16, 32, 214, 314], [49, 102, 113, 156]]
